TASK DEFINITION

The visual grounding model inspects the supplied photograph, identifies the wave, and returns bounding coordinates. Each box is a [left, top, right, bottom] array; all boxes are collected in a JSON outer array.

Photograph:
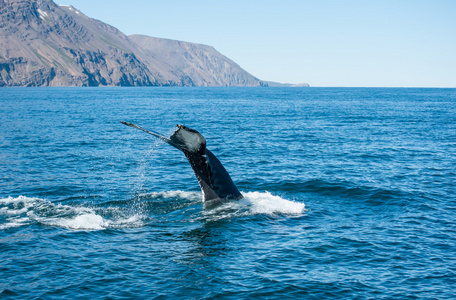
[[137, 190, 305, 216], [136, 190, 202, 201], [240, 191, 305, 215], [264, 179, 411, 207], [0, 196, 145, 231], [0, 191, 305, 231], [201, 191, 306, 222]]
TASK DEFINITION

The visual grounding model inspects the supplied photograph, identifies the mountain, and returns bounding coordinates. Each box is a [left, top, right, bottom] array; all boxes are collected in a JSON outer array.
[[0, 0, 265, 87], [129, 35, 265, 87], [0, 0, 156, 86]]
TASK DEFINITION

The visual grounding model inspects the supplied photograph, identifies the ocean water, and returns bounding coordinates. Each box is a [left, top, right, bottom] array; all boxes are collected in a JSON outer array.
[[0, 87, 455, 299]]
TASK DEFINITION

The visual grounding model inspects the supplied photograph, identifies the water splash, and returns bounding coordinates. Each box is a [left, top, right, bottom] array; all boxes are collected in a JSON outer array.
[[202, 191, 305, 221], [137, 190, 202, 201], [1, 191, 305, 230], [0, 196, 145, 231], [241, 191, 305, 215]]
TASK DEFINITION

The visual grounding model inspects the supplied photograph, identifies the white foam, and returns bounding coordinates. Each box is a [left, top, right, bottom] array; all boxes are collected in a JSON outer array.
[[0, 196, 144, 231], [139, 190, 201, 201], [108, 215, 143, 227], [203, 191, 305, 221], [1, 192, 304, 230], [50, 213, 105, 230], [1, 196, 41, 215], [0, 217, 30, 230], [141, 190, 305, 217], [242, 191, 305, 215]]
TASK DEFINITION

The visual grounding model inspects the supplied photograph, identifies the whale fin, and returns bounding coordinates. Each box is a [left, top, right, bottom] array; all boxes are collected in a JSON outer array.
[[205, 149, 243, 201], [120, 121, 181, 150], [121, 122, 243, 202], [169, 125, 243, 202]]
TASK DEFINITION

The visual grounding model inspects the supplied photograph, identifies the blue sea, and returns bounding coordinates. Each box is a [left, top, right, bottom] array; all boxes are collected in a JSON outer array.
[[1, 87, 455, 299]]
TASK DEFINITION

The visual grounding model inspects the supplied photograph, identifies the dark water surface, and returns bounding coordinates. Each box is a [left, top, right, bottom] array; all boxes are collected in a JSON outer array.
[[1, 87, 455, 299]]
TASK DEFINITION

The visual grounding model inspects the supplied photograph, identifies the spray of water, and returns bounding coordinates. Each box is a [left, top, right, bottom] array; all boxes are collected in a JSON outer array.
[[0, 191, 305, 231]]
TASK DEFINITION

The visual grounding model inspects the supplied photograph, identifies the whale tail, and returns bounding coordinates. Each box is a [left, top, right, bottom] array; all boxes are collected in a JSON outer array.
[[121, 122, 243, 202]]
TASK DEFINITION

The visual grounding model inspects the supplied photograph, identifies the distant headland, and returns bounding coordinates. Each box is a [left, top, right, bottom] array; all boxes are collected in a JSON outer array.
[[265, 81, 310, 87], [0, 0, 309, 87]]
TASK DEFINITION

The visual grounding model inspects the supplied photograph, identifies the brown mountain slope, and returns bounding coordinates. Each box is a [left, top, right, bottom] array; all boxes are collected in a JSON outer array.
[[0, 0, 265, 87], [129, 35, 265, 87], [0, 0, 157, 86]]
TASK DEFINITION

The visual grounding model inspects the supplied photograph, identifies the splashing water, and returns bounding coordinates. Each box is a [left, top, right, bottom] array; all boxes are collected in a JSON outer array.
[[241, 191, 305, 215], [202, 191, 305, 221], [0, 191, 305, 231], [1, 87, 454, 299], [0, 196, 145, 230]]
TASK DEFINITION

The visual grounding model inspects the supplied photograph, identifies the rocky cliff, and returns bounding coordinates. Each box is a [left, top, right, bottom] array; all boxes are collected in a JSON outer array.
[[129, 35, 265, 87], [0, 0, 265, 87]]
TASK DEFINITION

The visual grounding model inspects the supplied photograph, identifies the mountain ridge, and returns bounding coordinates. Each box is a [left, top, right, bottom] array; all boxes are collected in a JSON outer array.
[[0, 0, 266, 87]]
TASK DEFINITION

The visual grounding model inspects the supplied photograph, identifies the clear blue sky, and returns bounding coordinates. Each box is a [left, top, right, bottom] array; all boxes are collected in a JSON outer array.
[[57, 0, 456, 87]]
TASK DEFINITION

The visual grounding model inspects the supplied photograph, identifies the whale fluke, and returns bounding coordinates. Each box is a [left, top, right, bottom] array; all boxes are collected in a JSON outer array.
[[121, 122, 243, 203], [120, 121, 181, 150]]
